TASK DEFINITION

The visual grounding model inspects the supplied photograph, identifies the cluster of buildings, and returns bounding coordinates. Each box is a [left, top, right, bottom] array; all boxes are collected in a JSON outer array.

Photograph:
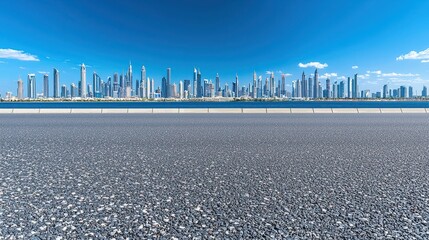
[[6, 63, 429, 100]]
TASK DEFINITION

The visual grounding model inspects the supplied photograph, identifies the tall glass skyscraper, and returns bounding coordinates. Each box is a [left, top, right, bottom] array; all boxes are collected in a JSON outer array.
[[53, 68, 59, 98]]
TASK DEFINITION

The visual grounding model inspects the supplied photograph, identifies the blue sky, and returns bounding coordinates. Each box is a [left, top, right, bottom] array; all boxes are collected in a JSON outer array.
[[1, 0, 429, 95]]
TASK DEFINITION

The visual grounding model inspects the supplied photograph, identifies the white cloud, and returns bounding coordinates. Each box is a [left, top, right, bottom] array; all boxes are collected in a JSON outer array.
[[266, 71, 274, 75], [352, 65, 359, 69], [38, 71, 48, 74], [422, 59, 429, 63], [338, 76, 346, 80], [366, 70, 382, 75], [320, 72, 338, 79], [282, 73, 292, 77], [298, 62, 328, 69], [19, 66, 25, 69], [396, 48, 429, 62], [381, 72, 419, 77], [0, 48, 39, 61]]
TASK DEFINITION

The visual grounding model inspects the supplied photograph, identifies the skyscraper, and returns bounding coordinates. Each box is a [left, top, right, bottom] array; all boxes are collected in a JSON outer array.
[[53, 68, 59, 98], [326, 78, 331, 98], [161, 77, 167, 98], [422, 86, 427, 97], [301, 72, 306, 98], [70, 83, 77, 98], [193, 68, 197, 97], [80, 64, 86, 98], [17, 78, 23, 99], [146, 77, 151, 99], [197, 69, 202, 98], [352, 74, 358, 98], [253, 71, 257, 98], [408, 86, 413, 98], [281, 74, 286, 97], [270, 72, 275, 97], [216, 73, 220, 96], [313, 69, 319, 98], [179, 80, 183, 99], [61, 84, 67, 98], [27, 74, 36, 99], [235, 74, 239, 97], [347, 77, 352, 98], [43, 74, 49, 98], [383, 84, 389, 98], [128, 62, 133, 95], [166, 68, 171, 98], [141, 66, 146, 98]]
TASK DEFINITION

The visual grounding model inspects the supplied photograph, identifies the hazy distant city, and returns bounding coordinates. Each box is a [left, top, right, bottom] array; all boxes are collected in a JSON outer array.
[[7, 63, 429, 101]]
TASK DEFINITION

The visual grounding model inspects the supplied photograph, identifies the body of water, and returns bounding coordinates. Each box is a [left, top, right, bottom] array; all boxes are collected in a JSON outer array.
[[1, 101, 429, 108]]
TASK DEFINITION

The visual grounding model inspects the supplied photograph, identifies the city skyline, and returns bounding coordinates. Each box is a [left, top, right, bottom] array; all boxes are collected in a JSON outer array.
[[1, 0, 429, 95]]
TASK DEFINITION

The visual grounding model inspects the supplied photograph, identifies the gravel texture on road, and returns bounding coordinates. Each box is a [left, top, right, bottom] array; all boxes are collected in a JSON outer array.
[[1, 114, 429, 239]]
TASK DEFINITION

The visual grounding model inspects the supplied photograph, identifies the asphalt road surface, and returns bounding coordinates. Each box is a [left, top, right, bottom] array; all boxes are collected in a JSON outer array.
[[1, 114, 428, 239]]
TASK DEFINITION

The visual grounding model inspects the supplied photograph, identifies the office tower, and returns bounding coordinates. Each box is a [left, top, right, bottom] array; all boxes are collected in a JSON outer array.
[[61, 84, 67, 98], [53, 68, 59, 98], [179, 81, 183, 99], [292, 81, 296, 97], [301, 72, 306, 98], [113, 73, 119, 98], [135, 79, 140, 97], [80, 64, 86, 98], [332, 81, 337, 98], [264, 77, 269, 96], [318, 82, 323, 98], [106, 76, 112, 97], [252, 71, 257, 98], [399, 86, 407, 98], [183, 80, 191, 97], [27, 74, 36, 99], [43, 74, 49, 98], [216, 73, 220, 96], [339, 81, 345, 98], [171, 83, 177, 98], [408, 86, 413, 98], [308, 77, 313, 98], [147, 77, 151, 98], [151, 79, 154, 98], [383, 84, 389, 98], [422, 86, 427, 97], [269, 72, 275, 97], [281, 74, 286, 97], [347, 77, 352, 98], [166, 68, 171, 98], [70, 83, 77, 98], [235, 74, 239, 97], [193, 68, 197, 97], [224, 83, 229, 97], [161, 77, 167, 98], [258, 76, 262, 98], [141, 66, 146, 98], [203, 79, 209, 97], [128, 62, 133, 95], [326, 78, 331, 98], [197, 69, 202, 97], [17, 78, 23, 99], [313, 69, 319, 98], [352, 74, 358, 98], [296, 79, 301, 98]]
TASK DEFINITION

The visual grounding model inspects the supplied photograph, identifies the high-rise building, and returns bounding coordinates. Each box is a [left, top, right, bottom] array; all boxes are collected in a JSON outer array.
[[383, 84, 389, 98], [141, 66, 146, 98], [147, 77, 151, 98], [313, 69, 319, 98], [179, 81, 183, 99], [161, 77, 167, 98], [53, 68, 60, 98], [252, 71, 257, 98], [197, 69, 202, 97], [17, 78, 23, 99], [281, 74, 286, 97], [70, 83, 77, 98], [61, 84, 67, 98], [352, 74, 358, 98], [399, 86, 407, 98], [339, 81, 345, 98], [216, 73, 220, 97], [235, 74, 239, 97], [43, 74, 49, 98], [80, 64, 86, 98], [184, 80, 191, 97], [166, 68, 171, 98], [27, 74, 36, 99], [347, 77, 352, 98], [270, 72, 275, 97], [422, 86, 428, 97], [301, 72, 306, 98], [128, 62, 133, 95], [408, 86, 413, 98], [193, 68, 197, 97], [326, 78, 331, 98], [308, 77, 313, 98]]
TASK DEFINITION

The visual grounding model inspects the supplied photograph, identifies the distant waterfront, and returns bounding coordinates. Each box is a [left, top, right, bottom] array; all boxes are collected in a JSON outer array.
[[1, 100, 429, 109]]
